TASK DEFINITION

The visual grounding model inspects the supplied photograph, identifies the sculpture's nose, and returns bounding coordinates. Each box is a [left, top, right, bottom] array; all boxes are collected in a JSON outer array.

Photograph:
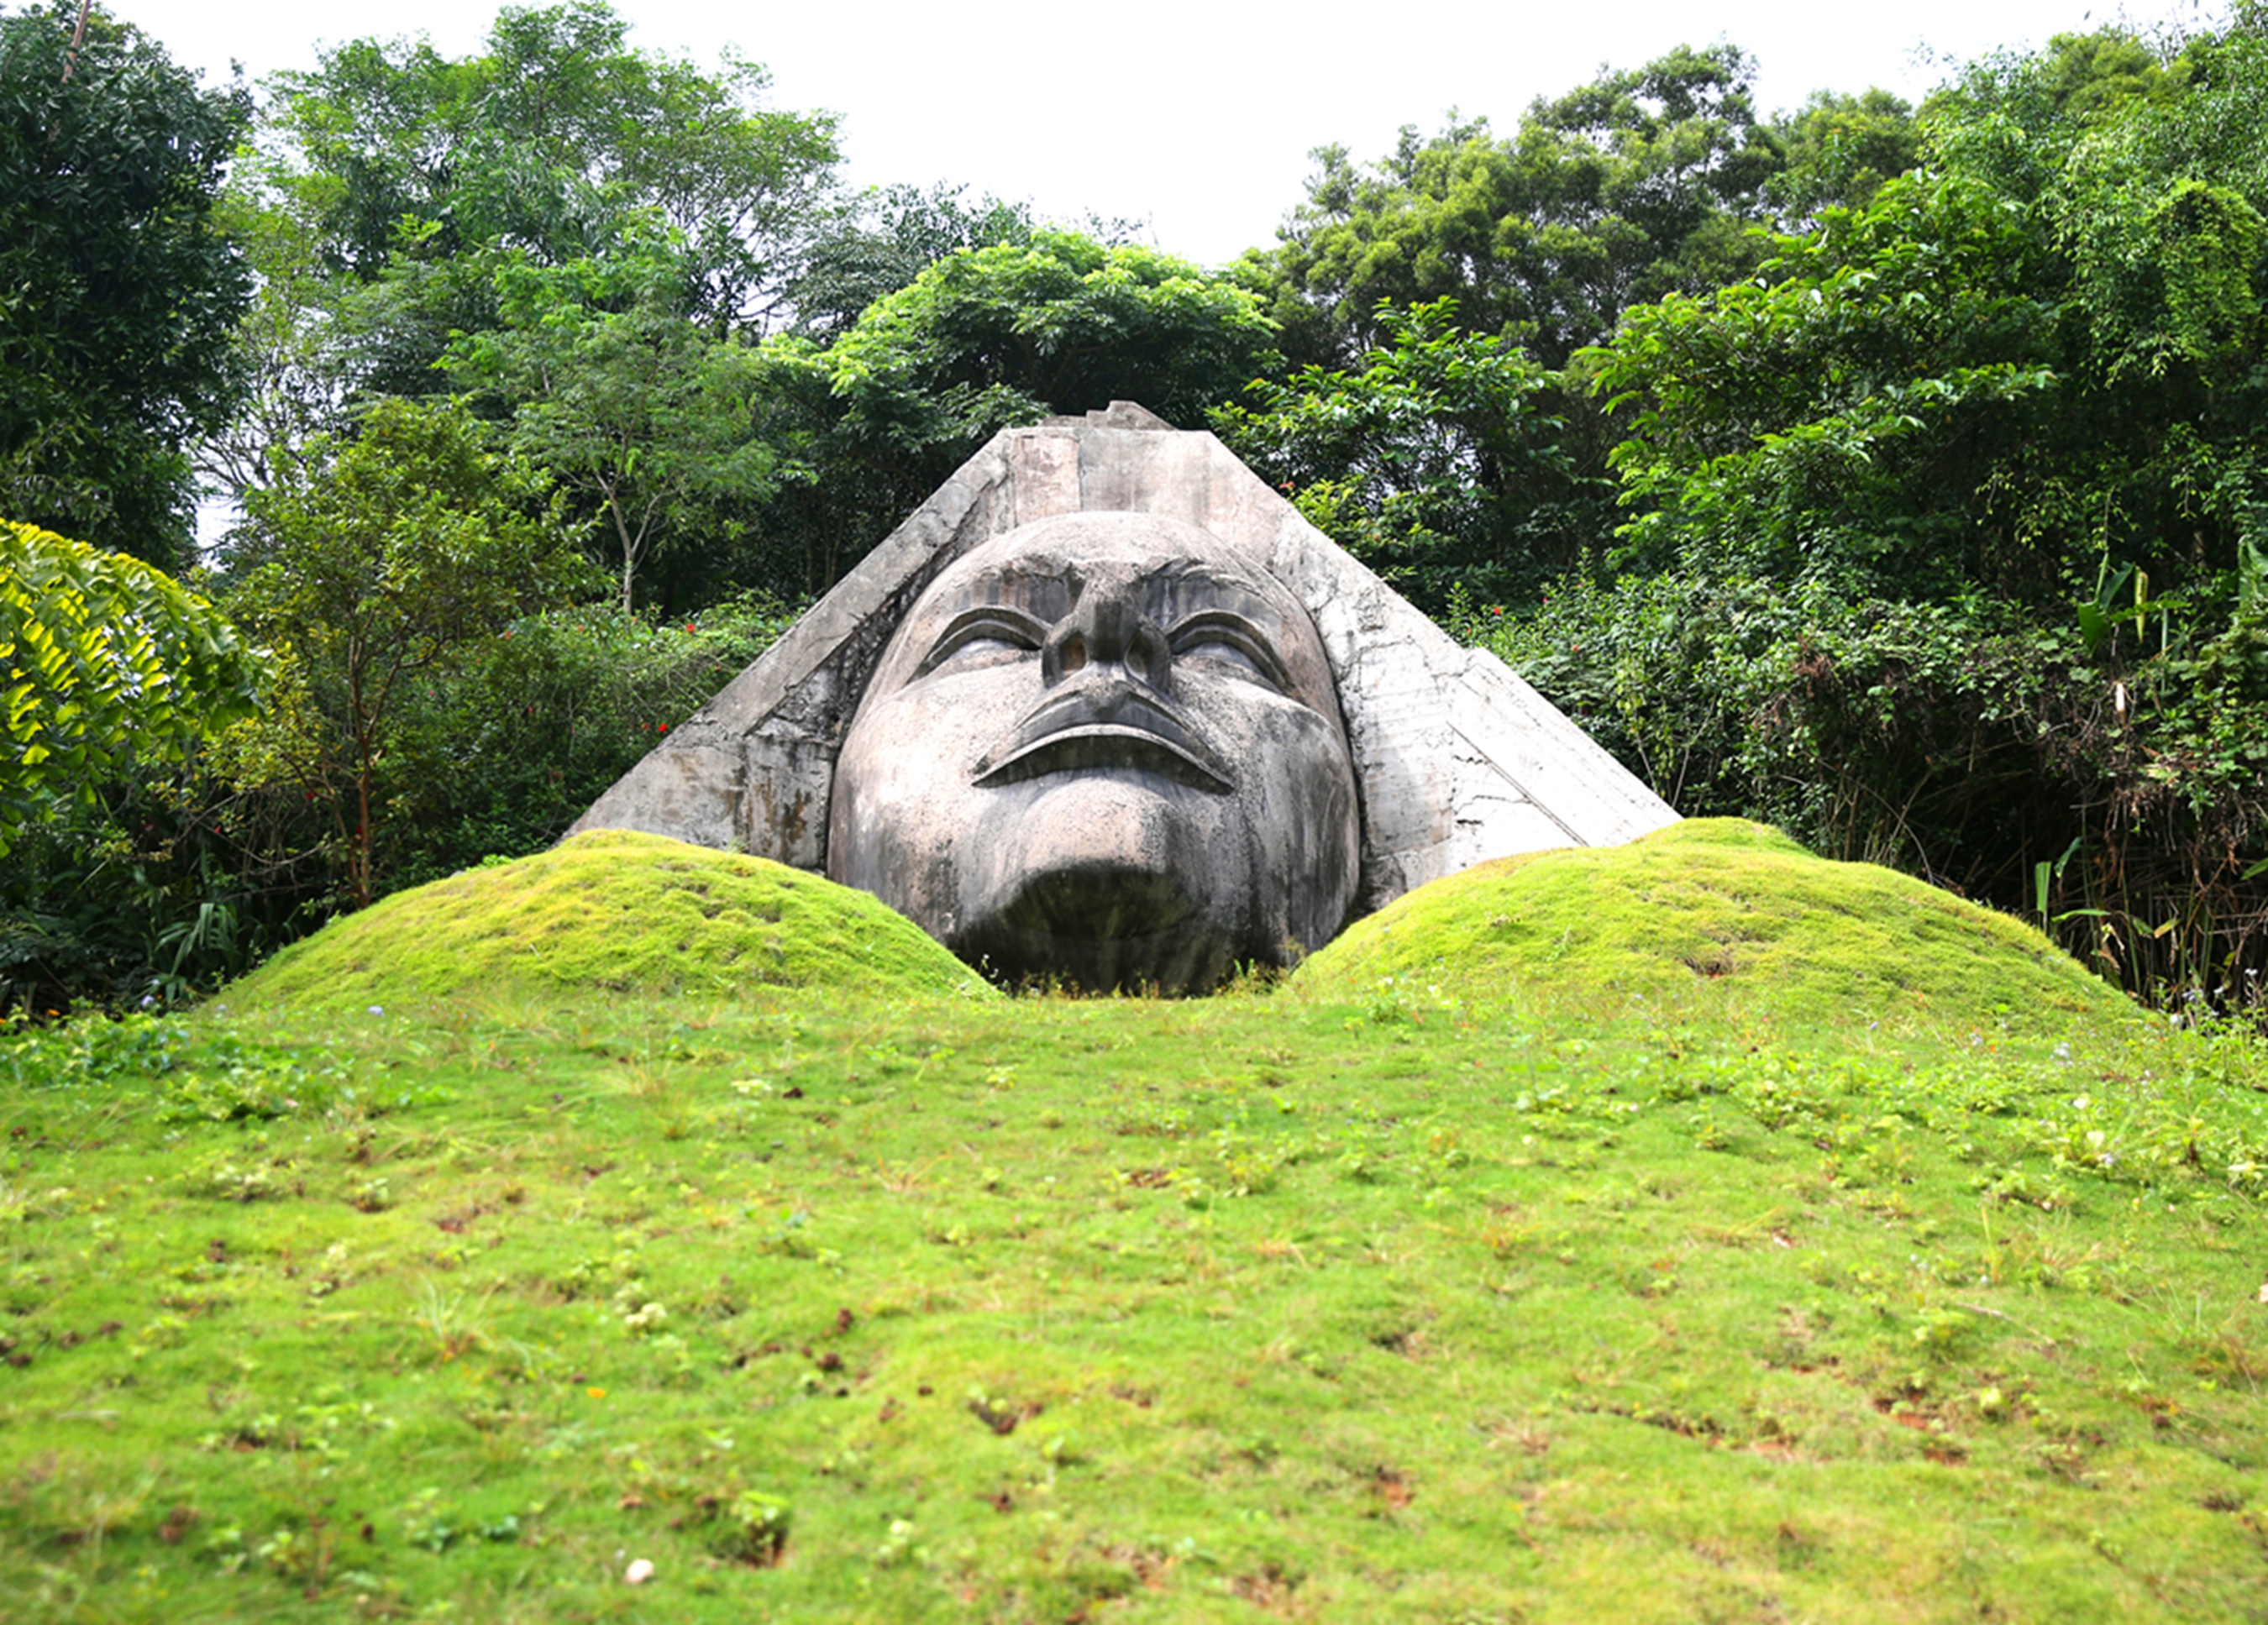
[[1042, 569, 1170, 693]]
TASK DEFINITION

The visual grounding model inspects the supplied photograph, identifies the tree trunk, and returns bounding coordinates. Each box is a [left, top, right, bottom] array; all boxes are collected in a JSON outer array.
[[607, 486, 638, 613], [347, 665, 375, 911]]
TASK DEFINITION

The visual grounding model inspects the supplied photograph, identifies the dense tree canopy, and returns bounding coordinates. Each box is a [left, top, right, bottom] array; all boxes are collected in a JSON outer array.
[[1764, 88, 1922, 223], [1224, 49, 1927, 620], [787, 183, 1044, 342], [0, 3, 250, 569], [1245, 45, 1808, 370], [444, 235, 780, 611], [816, 230, 1279, 442], [1506, 11, 2268, 993], [1215, 300, 1585, 608]]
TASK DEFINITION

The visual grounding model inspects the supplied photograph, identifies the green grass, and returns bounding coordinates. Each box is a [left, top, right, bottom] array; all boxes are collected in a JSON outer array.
[[225, 830, 990, 1011], [1296, 819, 2136, 1035], [3, 836, 2265, 1621]]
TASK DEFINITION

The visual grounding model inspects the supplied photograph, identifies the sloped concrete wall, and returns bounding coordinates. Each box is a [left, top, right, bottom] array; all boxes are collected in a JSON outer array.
[[570, 406, 1677, 912]]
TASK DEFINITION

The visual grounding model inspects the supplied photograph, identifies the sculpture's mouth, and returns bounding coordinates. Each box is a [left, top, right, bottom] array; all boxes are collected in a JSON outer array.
[[953, 862, 1226, 992], [989, 863, 1203, 941], [971, 679, 1231, 794]]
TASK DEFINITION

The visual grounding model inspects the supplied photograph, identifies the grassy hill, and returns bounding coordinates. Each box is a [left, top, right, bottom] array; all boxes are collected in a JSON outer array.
[[2, 829, 2263, 1621], [1297, 819, 2134, 1035], [225, 828, 988, 1010]]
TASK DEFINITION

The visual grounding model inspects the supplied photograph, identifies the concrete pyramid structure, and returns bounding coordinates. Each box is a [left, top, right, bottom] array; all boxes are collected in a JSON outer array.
[[571, 403, 1677, 915]]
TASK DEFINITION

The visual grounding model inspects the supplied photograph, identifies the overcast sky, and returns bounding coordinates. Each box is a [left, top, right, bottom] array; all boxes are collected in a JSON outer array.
[[113, 0, 2225, 266]]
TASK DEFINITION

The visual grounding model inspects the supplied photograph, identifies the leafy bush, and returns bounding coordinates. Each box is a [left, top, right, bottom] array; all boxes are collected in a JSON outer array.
[[376, 595, 795, 890], [1464, 566, 2268, 1005], [1, 595, 795, 1014]]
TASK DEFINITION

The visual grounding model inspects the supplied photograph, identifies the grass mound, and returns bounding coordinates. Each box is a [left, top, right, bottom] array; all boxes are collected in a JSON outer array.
[[223, 828, 986, 1010], [1295, 818, 2134, 1031]]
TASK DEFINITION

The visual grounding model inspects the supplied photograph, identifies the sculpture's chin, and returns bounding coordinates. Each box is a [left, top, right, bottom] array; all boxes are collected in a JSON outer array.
[[952, 863, 1237, 993], [940, 773, 1256, 991]]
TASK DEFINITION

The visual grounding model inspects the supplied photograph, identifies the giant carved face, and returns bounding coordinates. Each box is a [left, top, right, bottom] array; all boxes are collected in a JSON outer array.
[[827, 511, 1361, 991]]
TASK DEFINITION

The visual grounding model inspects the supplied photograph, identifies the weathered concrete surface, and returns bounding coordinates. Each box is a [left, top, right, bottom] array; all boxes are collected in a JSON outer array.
[[827, 511, 1362, 991], [570, 402, 1678, 912]]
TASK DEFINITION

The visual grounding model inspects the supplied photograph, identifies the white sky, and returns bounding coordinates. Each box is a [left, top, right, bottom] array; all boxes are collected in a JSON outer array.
[[115, 0, 2223, 266]]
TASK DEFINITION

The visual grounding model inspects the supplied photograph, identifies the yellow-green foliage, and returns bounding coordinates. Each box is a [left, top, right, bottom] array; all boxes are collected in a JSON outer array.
[[1, 519, 260, 854], [1296, 818, 2137, 1031], [223, 829, 988, 1010]]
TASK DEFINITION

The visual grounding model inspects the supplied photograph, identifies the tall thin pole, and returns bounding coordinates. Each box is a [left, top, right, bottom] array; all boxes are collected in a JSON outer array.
[[45, 0, 95, 160], [60, 0, 92, 82]]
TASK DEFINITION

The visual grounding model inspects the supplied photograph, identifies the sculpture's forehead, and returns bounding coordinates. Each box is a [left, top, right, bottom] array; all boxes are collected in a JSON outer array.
[[873, 513, 1340, 714], [917, 512, 1289, 609]]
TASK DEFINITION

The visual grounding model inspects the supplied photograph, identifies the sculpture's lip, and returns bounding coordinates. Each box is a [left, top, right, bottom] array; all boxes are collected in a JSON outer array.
[[972, 683, 1232, 794], [974, 725, 1232, 793]]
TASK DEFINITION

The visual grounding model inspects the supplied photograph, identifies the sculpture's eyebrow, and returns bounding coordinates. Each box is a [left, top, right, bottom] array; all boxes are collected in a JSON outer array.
[[1167, 608, 1293, 694], [912, 602, 1049, 678]]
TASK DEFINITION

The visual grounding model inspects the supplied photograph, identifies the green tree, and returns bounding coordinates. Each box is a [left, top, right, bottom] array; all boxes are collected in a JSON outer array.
[[1766, 88, 1921, 223], [194, 179, 353, 506], [806, 228, 1276, 465], [1247, 45, 1788, 370], [1212, 300, 1582, 610], [1226, 46, 1919, 614], [785, 184, 1152, 342], [207, 0, 841, 496], [0, 3, 251, 568], [0, 520, 260, 857], [1594, 24, 2265, 607], [259, 0, 838, 328], [444, 236, 780, 611], [227, 398, 590, 909], [788, 183, 1042, 341]]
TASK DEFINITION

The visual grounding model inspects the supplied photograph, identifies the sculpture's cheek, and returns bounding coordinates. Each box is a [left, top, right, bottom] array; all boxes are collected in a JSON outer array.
[[1227, 706, 1362, 957], [825, 671, 1021, 927]]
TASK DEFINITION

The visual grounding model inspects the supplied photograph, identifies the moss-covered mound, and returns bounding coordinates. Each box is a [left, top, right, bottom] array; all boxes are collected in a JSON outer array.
[[1294, 818, 2136, 1031], [223, 829, 988, 1010]]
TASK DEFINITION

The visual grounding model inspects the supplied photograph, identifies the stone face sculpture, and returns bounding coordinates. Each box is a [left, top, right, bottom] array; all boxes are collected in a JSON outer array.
[[827, 510, 1360, 991], [569, 404, 1683, 990]]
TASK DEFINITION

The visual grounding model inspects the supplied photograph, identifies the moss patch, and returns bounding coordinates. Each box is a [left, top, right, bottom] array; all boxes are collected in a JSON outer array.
[[1294, 818, 2136, 1032], [223, 828, 987, 1011]]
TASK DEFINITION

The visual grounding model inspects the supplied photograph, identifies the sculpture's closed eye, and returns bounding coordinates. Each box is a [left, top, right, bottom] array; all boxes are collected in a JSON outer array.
[[1168, 611, 1290, 693], [916, 605, 1047, 678]]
